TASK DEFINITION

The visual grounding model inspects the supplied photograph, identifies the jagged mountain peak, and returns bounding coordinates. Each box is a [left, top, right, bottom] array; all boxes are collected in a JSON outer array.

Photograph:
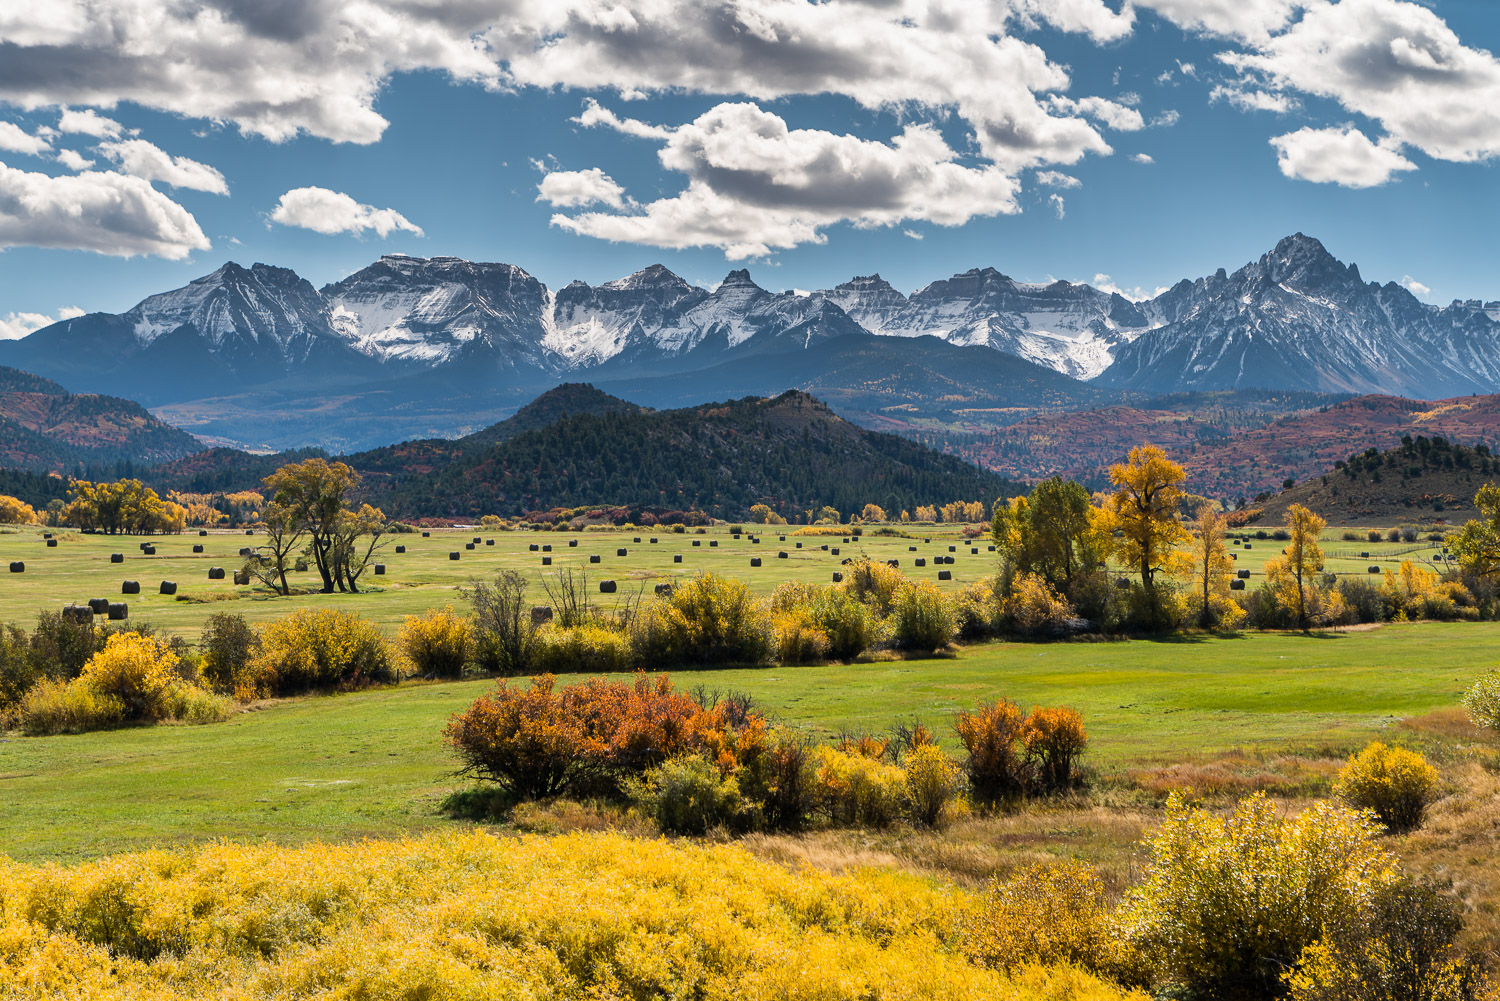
[[1257, 232, 1352, 288], [717, 268, 761, 290], [603, 263, 694, 291]]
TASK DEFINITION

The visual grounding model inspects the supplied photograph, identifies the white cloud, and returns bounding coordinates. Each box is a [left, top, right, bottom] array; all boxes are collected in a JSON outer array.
[[1150, 109, 1180, 128], [1008, 0, 1136, 43], [1209, 85, 1295, 113], [55, 148, 93, 171], [0, 305, 86, 340], [1089, 273, 1172, 301], [1048, 95, 1145, 132], [1035, 170, 1081, 188], [0, 160, 210, 259], [0, 121, 51, 156], [551, 101, 1021, 259], [1138, 0, 1300, 43], [1048, 193, 1066, 219], [1269, 125, 1417, 187], [56, 108, 122, 138], [903, 228, 923, 240], [270, 186, 423, 238], [536, 168, 627, 209], [1223, 0, 1500, 165], [97, 139, 228, 194], [1400, 275, 1431, 297], [572, 98, 673, 141], [1131, 153, 1155, 164]]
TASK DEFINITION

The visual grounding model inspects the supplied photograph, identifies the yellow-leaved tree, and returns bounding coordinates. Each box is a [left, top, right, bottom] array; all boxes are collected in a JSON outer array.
[[1265, 503, 1333, 631], [0, 493, 36, 524], [1104, 445, 1188, 628], [1185, 508, 1244, 630]]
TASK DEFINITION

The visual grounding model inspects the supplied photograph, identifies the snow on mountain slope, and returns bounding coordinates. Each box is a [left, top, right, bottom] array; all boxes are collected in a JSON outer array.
[[543, 264, 709, 365]]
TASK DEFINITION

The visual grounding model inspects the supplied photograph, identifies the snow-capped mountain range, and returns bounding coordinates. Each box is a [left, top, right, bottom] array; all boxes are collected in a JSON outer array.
[[5, 234, 1498, 406]]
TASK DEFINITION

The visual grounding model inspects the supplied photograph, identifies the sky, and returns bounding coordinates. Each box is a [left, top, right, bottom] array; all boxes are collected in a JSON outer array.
[[0, 0, 1498, 340]]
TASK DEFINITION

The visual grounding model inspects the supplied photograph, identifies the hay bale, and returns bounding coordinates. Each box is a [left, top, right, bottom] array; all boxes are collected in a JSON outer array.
[[159, 581, 177, 595], [692, 540, 701, 547], [831, 547, 839, 556], [617, 548, 627, 557], [599, 580, 617, 594], [422, 531, 430, 537], [121, 580, 140, 594], [531, 606, 553, 625], [449, 552, 460, 561], [1231, 553, 1238, 560], [1230, 579, 1246, 591], [710, 540, 718, 547], [796, 542, 803, 549], [590, 555, 601, 563], [542, 556, 552, 566], [915, 558, 927, 567], [208, 567, 225, 580], [142, 545, 155, 555], [465, 543, 475, 550], [140, 542, 151, 550], [1237, 569, 1250, 579], [473, 537, 482, 544], [971, 548, 979, 555], [245, 529, 254, 536], [988, 545, 996, 552], [43, 533, 52, 539], [529, 544, 539, 552], [1243, 543, 1252, 550], [777, 551, 788, 559], [87, 598, 109, 614], [650, 538, 658, 544], [45, 539, 57, 548], [568, 539, 577, 547], [395, 545, 406, 553], [909, 546, 917, 552], [199, 530, 208, 537], [542, 544, 552, 552], [111, 553, 124, 563], [673, 554, 682, 563], [750, 537, 759, 544], [888, 560, 899, 568], [938, 570, 952, 581], [374, 564, 386, 575], [486, 539, 495, 546], [779, 535, 786, 541], [7, 562, 22, 573], [949, 545, 956, 552], [819, 544, 827, 551], [654, 584, 674, 596], [192, 544, 204, 553], [1369, 565, 1381, 574], [633, 537, 642, 543], [750, 558, 762, 567], [233, 571, 250, 585], [832, 572, 843, 583], [239, 547, 252, 557], [107, 602, 128, 620], [1360, 551, 1369, 558]]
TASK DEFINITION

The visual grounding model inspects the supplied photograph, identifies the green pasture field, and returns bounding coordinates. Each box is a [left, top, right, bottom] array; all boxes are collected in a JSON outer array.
[[1, 621, 1489, 863], [0, 523, 1458, 639]]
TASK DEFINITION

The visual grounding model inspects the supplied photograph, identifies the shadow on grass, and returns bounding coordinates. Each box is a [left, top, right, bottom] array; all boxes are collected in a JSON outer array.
[[439, 784, 516, 822]]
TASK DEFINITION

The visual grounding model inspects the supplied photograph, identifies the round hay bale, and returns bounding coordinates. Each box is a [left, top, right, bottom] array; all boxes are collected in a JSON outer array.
[[142, 545, 155, 555], [7, 562, 22, 573], [650, 538, 658, 544], [820, 544, 827, 551], [1360, 551, 1369, 558], [831, 547, 839, 556], [988, 545, 996, 552], [542, 556, 552, 566], [486, 539, 495, 546], [1237, 569, 1251, 579], [1368, 565, 1381, 574], [208, 567, 225, 580], [110, 553, 124, 563], [87, 598, 109, 614], [779, 535, 786, 541], [750, 537, 759, 544], [192, 544, 204, 553], [107, 602, 128, 620], [422, 531, 430, 537], [710, 540, 718, 547], [568, 539, 577, 547], [43, 533, 52, 539], [529, 544, 539, 552], [1244, 543, 1252, 550], [589, 555, 601, 563], [908, 546, 917, 552], [633, 537, 641, 543], [199, 530, 208, 537], [159, 581, 177, 595], [777, 551, 788, 559], [395, 545, 406, 553], [888, 559, 899, 568], [140, 542, 150, 550], [971, 548, 979, 555], [465, 543, 475, 550], [692, 540, 701, 547], [473, 537, 482, 544], [45, 539, 57, 548], [121, 580, 140, 594], [531, 606, 553, 625], [915, 558, 927, 567], [1230, 579, 1246, 591], [673, 554, 682, 563], [374, 564, 386, 575], [245, 529, 254, 536], [617, 548, 627, 557], [750, 558, 762, 567], [938, 570, 952, 581], [449, 552, 460, 561], [599, 580, 617, 594], [239, 547, 252, 556], [949, 545, 956, 552], [795, 542, 803, 549], [654, 583, 674, 596], [542, 544, 552, 552], [832, 572, 843, 583]]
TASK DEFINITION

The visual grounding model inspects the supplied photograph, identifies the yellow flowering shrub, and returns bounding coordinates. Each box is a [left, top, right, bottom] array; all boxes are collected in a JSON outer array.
[[772, 609, 829, 665], [0, 830, 1146, 1000], [903, 743, 961, 827], [530, 622, 633, 674], [398, 606, 471, 678], [891, 581, 955, 652], [1117, 792, 1398, 998], [244, 608, 399, 695], [1003, 573, 1080, 637], [813, 745, 908, 827], [631, 573, 772, 668], [839, 558, 907, 616], [964, 861, 1132, 979], [1333, 741, 1439, 833]]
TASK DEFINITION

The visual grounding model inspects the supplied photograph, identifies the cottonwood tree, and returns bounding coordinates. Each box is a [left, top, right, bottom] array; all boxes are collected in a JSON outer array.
[[1450, 485, 1500, 579], [992, 477, 1106, 597], [329, 503, 390, 593], [247, 501, 305, 596], [1105, 445, 1188, 628], [263, 459, 357, 593], [1185, 508, 1243, 629], [1265, 503, 1329, 631]]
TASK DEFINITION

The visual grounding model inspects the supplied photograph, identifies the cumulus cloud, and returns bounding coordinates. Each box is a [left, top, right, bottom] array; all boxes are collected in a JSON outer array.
[[0, 121, 51, 156], [1223, 0, 1500, 165], [1138, 0, 1299, 43], [1209, 85, 1295, 113], [0, 305, 84, 340], [536, 167, 627, 209], [1035, 170, 1081, 188], [56, 109, 122, 138], [1131, 153, 1155, 164], [1400, 275, 1431, 297], [270, 186, 423, 237], [551, 102, 1021, 259], [1048, 193, 1066, 219], [572, 99, 673, 140], [54, 148, 93, 171], [98, 139, 228, 194], [1269, 125, 1417, 187], [0, 161, 210, 258]]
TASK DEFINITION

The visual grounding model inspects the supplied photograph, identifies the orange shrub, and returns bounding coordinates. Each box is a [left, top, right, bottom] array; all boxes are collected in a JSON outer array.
[[1022, 706, 1089, 791], [956, 699, 1028, 804]]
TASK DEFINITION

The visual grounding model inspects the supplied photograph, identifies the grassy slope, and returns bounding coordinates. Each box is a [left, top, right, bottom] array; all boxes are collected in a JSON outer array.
[[1, 622, 1488, 863]]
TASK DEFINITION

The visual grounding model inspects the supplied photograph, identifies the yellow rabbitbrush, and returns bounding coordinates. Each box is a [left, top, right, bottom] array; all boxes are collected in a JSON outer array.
[[0, 830, 1145, 1001]]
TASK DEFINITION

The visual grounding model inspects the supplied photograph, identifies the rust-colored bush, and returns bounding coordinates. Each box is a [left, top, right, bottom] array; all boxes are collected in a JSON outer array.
[[956, 699, 1028, 804], [1022, 706, 1089, 791]]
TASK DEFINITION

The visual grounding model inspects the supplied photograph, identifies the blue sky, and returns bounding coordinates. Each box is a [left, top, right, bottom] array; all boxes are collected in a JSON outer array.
[[1, 0, 1497, 338]]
